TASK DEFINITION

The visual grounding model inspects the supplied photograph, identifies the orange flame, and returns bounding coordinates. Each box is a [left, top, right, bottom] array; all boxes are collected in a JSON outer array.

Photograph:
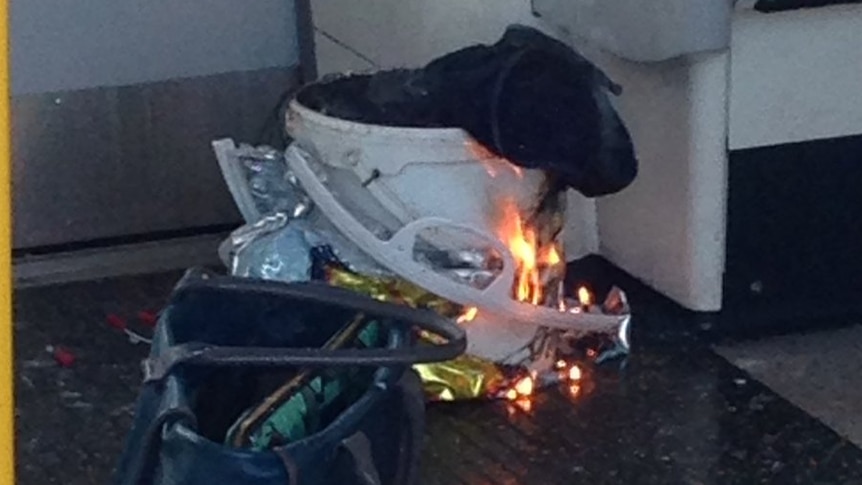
[[514, 376, 535, 397], [578, 286, 592, 307], [497, 200, 543, 305], [496, 198, 567, 307], [456, 307, 478, 324], [514, 398, 533, 413], [542, 245, 562, 266]]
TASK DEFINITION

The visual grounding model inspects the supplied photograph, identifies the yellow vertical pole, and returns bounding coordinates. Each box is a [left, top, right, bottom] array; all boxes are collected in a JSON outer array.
[[0, 0, 13, 483]]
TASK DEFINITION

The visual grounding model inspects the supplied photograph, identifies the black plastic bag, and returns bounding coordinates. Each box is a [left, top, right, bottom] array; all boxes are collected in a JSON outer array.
[[297, 25, 638, 197]]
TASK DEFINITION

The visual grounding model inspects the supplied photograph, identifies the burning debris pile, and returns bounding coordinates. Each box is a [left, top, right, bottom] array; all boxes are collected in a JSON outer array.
[[212, 25, 636, 403]]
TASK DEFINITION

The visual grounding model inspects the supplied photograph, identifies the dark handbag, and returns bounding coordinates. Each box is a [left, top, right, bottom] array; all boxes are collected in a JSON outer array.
[[112, 268, 466, 485]]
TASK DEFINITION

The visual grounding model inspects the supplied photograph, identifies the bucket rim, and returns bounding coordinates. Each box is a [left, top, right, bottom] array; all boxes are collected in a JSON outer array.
[[286, 98, 473, 142]]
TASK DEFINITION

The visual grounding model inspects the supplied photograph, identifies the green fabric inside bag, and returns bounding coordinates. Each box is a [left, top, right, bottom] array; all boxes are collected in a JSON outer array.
[[225, 322, 382, 450]]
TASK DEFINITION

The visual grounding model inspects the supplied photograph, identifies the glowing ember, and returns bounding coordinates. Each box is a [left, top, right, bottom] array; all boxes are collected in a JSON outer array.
[[514, 398, 533, 413], [578, 286, 592, 307], [514, 376, 535, 397], [541, 244, 562, 266], [568, 384, 581, 399], [456, 307, 479, 324], [568, 365, 582, 381], [505, 389, 518, 401], [555, 360, 567, 370]]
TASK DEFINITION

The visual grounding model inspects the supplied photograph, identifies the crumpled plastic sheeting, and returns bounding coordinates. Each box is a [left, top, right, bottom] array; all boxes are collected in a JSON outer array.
[[221, 211, 396, 284], [227, 214, 313, 283], [216, 140, 391, 279], [236, 144, 307, 219]]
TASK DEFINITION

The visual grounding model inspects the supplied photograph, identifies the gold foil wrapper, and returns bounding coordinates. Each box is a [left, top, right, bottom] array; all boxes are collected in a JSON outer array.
[[325, 266, 461, 317], [414, 354, 506, 401], [325, 266, 503, 400]]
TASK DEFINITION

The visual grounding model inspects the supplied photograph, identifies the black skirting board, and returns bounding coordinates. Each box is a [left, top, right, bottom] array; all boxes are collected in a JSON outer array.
[[754, 0, 862, 12], [724, 133, 862, 335]]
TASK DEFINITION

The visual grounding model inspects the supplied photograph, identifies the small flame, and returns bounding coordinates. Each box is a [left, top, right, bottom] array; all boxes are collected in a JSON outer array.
[[514, 398, 533, 413], [514, 376, 535, 397], [456, 307, 478, 324], [495, 198, 569, 308], [541, 245, 562, 266], [505, 389, 518, 401], [497, 200, 543, 305], [555, 360, 567, 370], [568, 384, 581, 399], [568, 365, 582, 382], [578, 286, 592, 307]]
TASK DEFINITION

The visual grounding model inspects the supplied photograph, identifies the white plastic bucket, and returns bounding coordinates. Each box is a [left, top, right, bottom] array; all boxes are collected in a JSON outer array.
[[283, 96, 626, 356], [284, 97, 550, 239]]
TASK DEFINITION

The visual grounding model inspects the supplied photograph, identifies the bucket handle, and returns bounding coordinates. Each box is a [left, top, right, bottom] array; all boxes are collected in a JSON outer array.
[[286, 145, 629, 334], [285, 145, 516, 304]]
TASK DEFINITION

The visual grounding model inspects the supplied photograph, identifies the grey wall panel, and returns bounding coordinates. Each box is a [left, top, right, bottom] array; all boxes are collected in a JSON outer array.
[[13, 67, 300, 249], [11, 0, 299, 95]]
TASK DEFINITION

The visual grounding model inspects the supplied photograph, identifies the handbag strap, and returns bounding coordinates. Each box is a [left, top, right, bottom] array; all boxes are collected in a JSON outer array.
[[142, 271, 467, 383], [340, 433, 383, 485], [112, 404, 196, 485], [390, 371, 424, 485], [143, 323, 464, 383]]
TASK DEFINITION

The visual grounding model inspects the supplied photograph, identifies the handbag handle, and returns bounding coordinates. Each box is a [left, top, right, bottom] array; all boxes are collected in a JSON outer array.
[[337, 371, 425, 485], [142, 271, 467, 383]]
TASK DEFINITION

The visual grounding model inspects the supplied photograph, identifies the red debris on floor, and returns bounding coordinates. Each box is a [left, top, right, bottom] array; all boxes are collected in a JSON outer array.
[[137, 310, 158, 328], [52, 346, 76, 368], [106, 314, 127, 331]]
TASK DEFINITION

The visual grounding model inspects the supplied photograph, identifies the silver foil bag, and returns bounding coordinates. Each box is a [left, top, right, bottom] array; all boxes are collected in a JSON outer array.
[[213, 138, 390, 278]]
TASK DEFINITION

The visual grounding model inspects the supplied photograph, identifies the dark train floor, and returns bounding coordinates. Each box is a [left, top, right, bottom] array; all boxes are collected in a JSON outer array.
[[13, 269, 862, 485]]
